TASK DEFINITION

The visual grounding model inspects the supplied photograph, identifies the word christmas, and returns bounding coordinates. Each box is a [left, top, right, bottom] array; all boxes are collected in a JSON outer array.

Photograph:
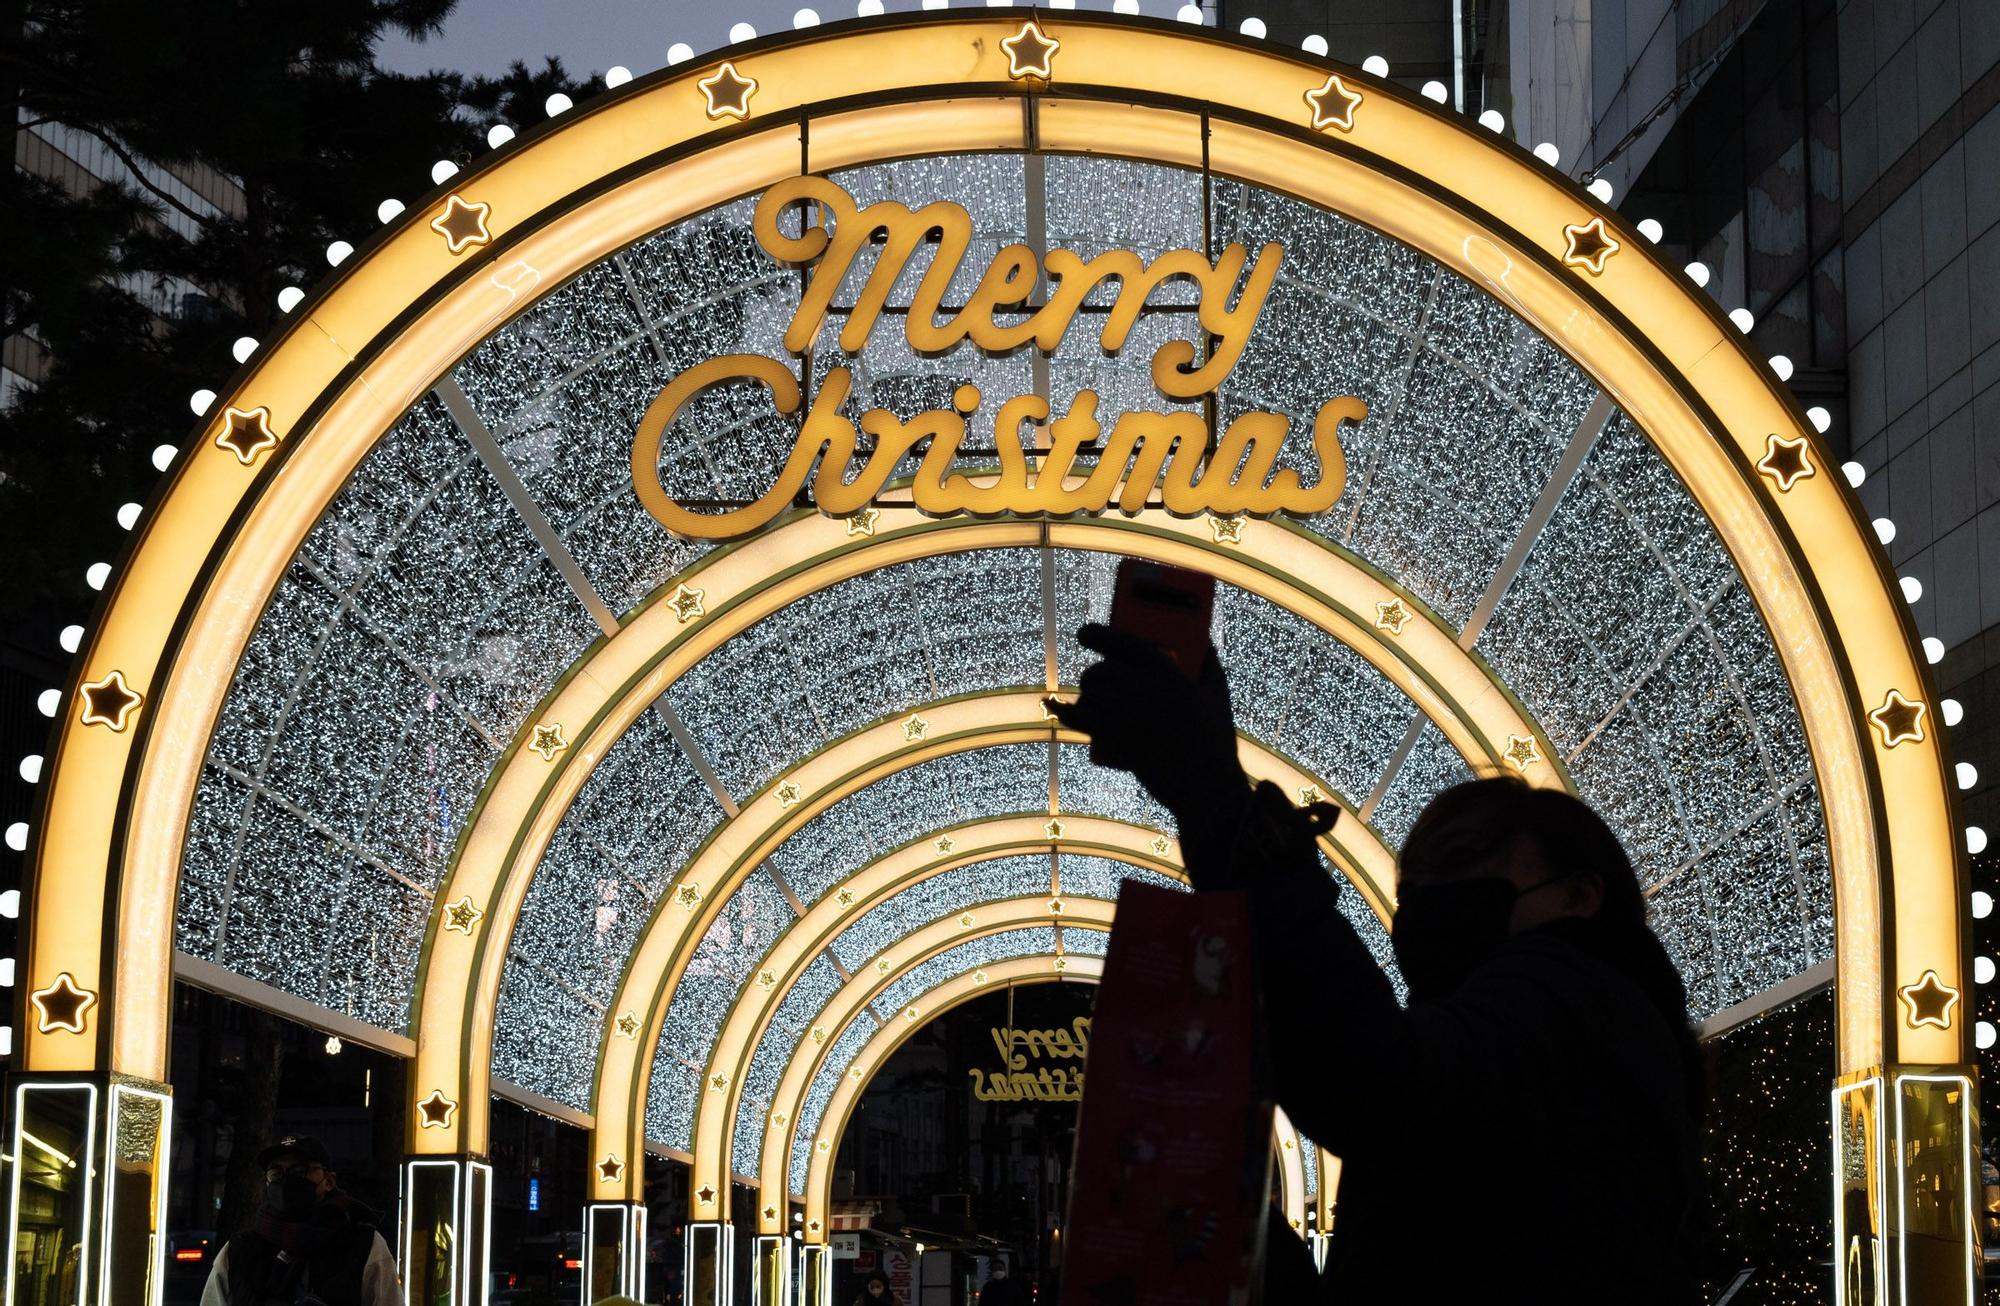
[[967, 1017, 1094, 1103], [633, 175, 1364, 540]]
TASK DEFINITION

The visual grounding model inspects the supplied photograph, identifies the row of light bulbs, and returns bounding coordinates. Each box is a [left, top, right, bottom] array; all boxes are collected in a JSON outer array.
[[8, 0, 1989, 1060]]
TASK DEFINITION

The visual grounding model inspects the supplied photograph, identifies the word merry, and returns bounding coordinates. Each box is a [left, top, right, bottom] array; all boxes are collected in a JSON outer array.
[[968, 1018, 1092, 1102]]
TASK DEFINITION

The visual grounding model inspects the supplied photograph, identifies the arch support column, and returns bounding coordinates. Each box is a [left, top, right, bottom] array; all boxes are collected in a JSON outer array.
[[3, 1072, 172, 1306], [684, 1219, 737, 1306], [1833, 1065, 1980, 1305], [398, 1155, 492, 1306], [585, 1201, 648, 1301], [796, 1239, 832, 1306]]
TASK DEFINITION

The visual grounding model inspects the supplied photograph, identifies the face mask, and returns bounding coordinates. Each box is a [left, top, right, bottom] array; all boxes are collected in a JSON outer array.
[[1391, 873, 1567, 1001], [265, 1174, 321, 1219]]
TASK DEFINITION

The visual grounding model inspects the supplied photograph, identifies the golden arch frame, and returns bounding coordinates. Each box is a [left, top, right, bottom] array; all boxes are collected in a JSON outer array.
[[11, 11, 1971, 1302]]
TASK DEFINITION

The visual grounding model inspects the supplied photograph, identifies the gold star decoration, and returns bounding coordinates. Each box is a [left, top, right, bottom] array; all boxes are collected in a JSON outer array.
[[875, 958, 891, 974], [849, 1067, 863, 1080], [934, 834, 955, 855], [1049, 898, 1066, 915], [973, 970, 989, 986], [904, 1006, 921, 1021], [1898, 969, 1960, 1029], [1756, 433, 1815, 492], [845, 507, 881, 537], [1044, 818, 1066, 840], [528, 722, 568, 761], [615, 1011, 641, 1039], [1150, 834, 1172, 856], [775, 779, 802, 808], [677, 881, 703, 909], [1868, 690, 1926, 748], [1053, 956, 1069, 972], [598, 1154, 624, 1182], [1040, 697, 1061, 723], [1208, 514, 1246, 545], [78, 670, 142, 731], [959, 913, 976, 929], [1374, 599, 1410, 636], [810, 1026, 828, 1044], [903, 713, 930, 741], [710, 1072, 729, 1092], [808, 1218, 823, 1233], [758, 970, 777, 990], [216, 406, 280, 465], [670, 583, 706, 623], [835, 888, 856, 908], [698, 62, 757, 120], [1502, 735, 1541, 771], [1305, 74, 1363, 132], [814, 1140, 830, 1155], [770, 1110, 788, 1128], [1298, 784, 1324, 806], [1560, 217, 1620, 276], [29, 972, 96, 1035], [697, 1185, 717, 1205], [430, 195, 493, 255], [763, 1205, 778, 1221], [1000, 20, 1059, 80], [442, 895, 484, 934], [417, 1090, 458, 1129]]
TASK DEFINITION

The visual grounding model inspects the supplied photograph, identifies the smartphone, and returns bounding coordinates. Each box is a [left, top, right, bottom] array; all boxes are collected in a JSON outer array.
[[1108, 558, 1217, 676]]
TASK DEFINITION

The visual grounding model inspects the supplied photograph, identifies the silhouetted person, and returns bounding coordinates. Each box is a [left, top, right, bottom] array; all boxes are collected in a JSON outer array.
[[852, 1271, 902, 1306], [1053, 625, 1706, 1304], [201, 1134, 399, 1305], [977, 1261, 1030, 1306]]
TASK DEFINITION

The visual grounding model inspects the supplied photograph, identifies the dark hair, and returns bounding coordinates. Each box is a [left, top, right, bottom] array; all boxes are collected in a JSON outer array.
[[1403, 776, 1705, 1121]]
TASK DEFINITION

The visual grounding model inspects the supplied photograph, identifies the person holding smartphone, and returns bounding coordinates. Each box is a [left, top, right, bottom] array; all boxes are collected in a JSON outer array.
[[1050, 562, 1706, 1304]]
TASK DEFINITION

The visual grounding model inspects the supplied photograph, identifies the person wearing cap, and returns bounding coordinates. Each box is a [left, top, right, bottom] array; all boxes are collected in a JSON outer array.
[[200, 1134, 399, 1305]]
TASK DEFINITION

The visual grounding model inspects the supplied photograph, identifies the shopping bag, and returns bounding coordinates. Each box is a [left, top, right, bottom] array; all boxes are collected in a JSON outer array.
[[1061, 882, 1272, 1306]]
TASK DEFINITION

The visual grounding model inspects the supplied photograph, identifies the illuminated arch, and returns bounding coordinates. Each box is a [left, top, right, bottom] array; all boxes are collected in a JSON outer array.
[[14, 12, 1968, 1299], [676, 816, 1184, 1207], [414, 506, 1551, 1157], [588, 700, 1399, 1207]]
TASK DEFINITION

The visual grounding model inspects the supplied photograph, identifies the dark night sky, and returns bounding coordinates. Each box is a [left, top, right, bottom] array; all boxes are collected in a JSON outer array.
[[375, 0, 1199, 82]]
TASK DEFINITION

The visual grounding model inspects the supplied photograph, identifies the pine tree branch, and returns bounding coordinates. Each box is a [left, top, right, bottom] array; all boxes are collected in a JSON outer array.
[[26, 117, 218, 229]]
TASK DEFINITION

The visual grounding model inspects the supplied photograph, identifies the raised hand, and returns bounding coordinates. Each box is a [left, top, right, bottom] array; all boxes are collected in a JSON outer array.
[[1047, 622, 1247, 819]]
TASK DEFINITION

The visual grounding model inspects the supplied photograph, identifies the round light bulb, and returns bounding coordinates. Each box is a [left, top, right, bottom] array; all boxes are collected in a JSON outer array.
[[604, 66, 632, 88], [1924, 637, 1945, 665], [1176, 4, 1204, 22], [152, 444, 176, 472], [1981, 1021, 1998, 1051], [1872, 517, 1896, 545], [544, 92, 573, 117], [729, 21, 757, 40], [1533, 142, 1560, 166], [1301, 35, 1328, 56], [0, 891, 19, 919], [1684, 261, 1710, 287], [3, 823, 24, 853], [326, 240, 354, 267], [1728, 309, 1754, 333], [190, 389, 216, 416], [1969, 826, 1987, 855], [1361, 55, 1389, 77], [1943, 698, 1965, 727], [1807, 406, 1831, 433], [486, 124, 515, 149], [1978, 955, 1996, 985], [1842, 461, 1865, 488], [1587, 178, 1613, 202], [667, 42, 695, 64], [793, 7, 820, 26], [1420, 80, 1448, 103], [431, 159, 459, 184], [35, 690, 59, 718], [85, 562, 110, 591], [858, 0, 886, 13], [1957, 762, 1979, 790], [376, 198, 404, 224], [18, 756, 41, 784], [231, 336, 257, 363], [1636, 218, 1663, 243], [1769, 354, 1794, 381], [58, 626, 82, 653], [1899, 576, 1923, 603], [277, 286, 305, 313], [1975, 890, 1995, 919], [1239, 17, 1266, 37], [1478, 109, 1504, 132], [116, 503, 140, 531]]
